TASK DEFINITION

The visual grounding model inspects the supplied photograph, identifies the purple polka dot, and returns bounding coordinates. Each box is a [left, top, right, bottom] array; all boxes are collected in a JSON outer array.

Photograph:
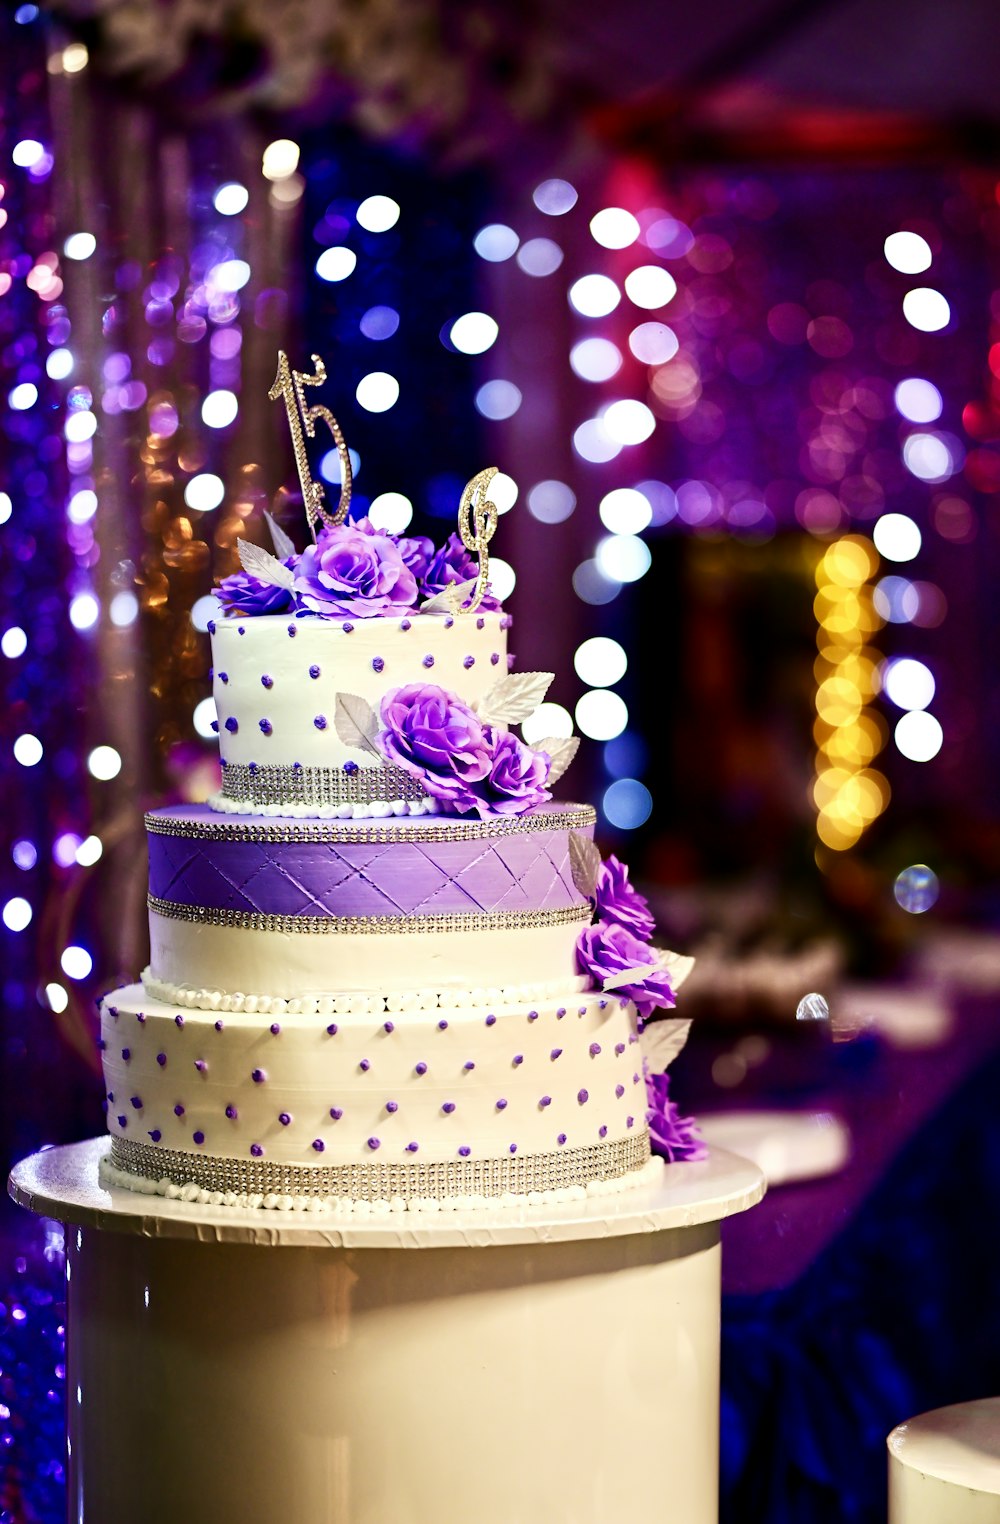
[[589, 1043, 601, 1057], [215, 1020, 224, 1031], [496, 1098, 507, 1111], [175, 1014, 185, 1028], [194, 1059, 207, 1072], [578, 1089, 589, 1104], [225, 1105, 238, 1120], [193, 1131, 205, 1145], [599, 1000, 608, 1011], [237, 626, 245, 636], [287, 624, 296, 637], [633, 1073, 641, 1084], [210, 720, 219, 733], [527, 1010, 538, 1022], [224, 717, 238, 733], [261, 675, 273, 689], [270, 1022, 281, 1036], [422, 654, 435, 668], [626, 1116, 634, 1128], [372, 656, 384, 673], [539, 1095, 552, 1108], [342, 622, 354, 634], [579, 1006, 587, 1016], [314, 715, 327, 730], [359, 1058, 370, 1072], [458, 1145, 471, 1157], [383, 1020, 394, 1034], [250, 1143, 263, 1157], [309, 664, 321, 679], [615, 1043, 626, 1056], [343, 760, 358, 775], [137, 1012, 146, 1024], [463, 1060, 475, 1072], [259, 719, 272, 735], [438, 1019, 449, 1031], [463, 655, 475, 669], [615, 1084, 625, 1098], [599, 1125, 608, 1139], [117, 1115, 128, 1128], [121, 1048, 131, 1061], [415, 1061, 427, 1075], [485, 1013, 496, 1027], [512, 1054, 523, 1066], [278, 1112, 292, 1126], [557, 1007, 566, 1018], [490, 652, 500, 665], [550, 1048, 562, 1060], [476, 617, 485, 630], [406, 1141, 419, 1153], [148, 1130, 161, 1143], [312, 1138, 326, 1152], [442, 1102, 456, 1114], [207, 620, 216, 635], [326, 1024, 338, 1036], [386, 1100, 398, 1113], [557, 1133, 567, 1145], [108, 1006, 118, 1018], [251, 1069, 266, 1084], [400, 619, 411, 632], [329, 1107, 343, 1120], [366, 1136, 380, 1150], [130, 1096, 142, 1109], [509, 1143, 517, 1154], [174, 1104, 185, 1117], [97, 1038, 107, 1051], [156, 1052, 167, 1067], [217, 670, 226, 682], [444, 616, 454, 629]]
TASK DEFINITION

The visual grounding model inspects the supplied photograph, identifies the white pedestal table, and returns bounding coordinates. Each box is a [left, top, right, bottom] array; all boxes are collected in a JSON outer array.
[[10, 1137, 764, 1524]]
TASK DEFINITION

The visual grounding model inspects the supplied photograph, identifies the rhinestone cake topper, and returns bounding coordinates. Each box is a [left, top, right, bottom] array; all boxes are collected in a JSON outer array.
[[269, 350, 352, 539], [457, 465, 499, 616]]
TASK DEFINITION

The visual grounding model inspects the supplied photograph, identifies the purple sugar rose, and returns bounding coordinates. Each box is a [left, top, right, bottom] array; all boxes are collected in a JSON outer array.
[[397, 535, 436, 580], [420, 532, 501, 611], [378, 684, 493, 811], [295, 517, 418, 618], [594, 855, 655, 940], [575, 921, 676, 1021], [217, 564, 294, 617], [475, 728, 551, 817], [645, 1069, 707, 1163]]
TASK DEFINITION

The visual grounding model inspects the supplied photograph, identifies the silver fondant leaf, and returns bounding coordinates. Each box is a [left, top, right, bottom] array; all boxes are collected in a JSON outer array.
[[538, 734, 579, 785], [420, 579, 477, 615], [639, 1017, 692, 1071], [569, 829, 602, 898], [602, 961, 663, 992], [237, 539, 296, 590], [476, 671, 555, 726], [333, 693, 383, 759], [264, 510, 296, 562], [661, 949, 696, 992]]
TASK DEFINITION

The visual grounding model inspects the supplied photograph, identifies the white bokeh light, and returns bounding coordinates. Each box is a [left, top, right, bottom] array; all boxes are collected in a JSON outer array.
[[576, 689, 628, 741], [902, 288, 950, 332], [212, 259, 251, 292], [0, 494, 12, 525], [572, 559, 619, 606], [884, 231, 932, 273], [624, 265, 677, 309], [356, 372, 399, 413], [193, 697, 218, 740], [184, 474, 225, 512], [527, 481, 575, 524], [894, 710, 943, 762], [67, 488, 97, 523], [628, 322, 679, 365], [2, 627, 27, 659], [356, 195, 400, 232], [262, 139, 300, 180], [12, 139, 44, 169], [474, 224, 519, 262], [488, 557, 516, 602], [599, 487, 652, 534], [13, 733, 43, 767], [87, 744, 122, 780], [9, 383, 38, 411], [213, 182, 249, 216], [603, 399, 656, 445], [894, 378, 943, 423], [515, 238, 563, 277], [75, 835, 103, 867], [109, 591, 139, 627], [532, 179, 577, 216], [574, 636, 627, 687], [368, 492, 413, 533], [873, 512, 921, 562], [570, 338, 622, 383], [449, 312, 499, 354], [902, 432, 954, 484], [572, 418, 621, 463], [61, 945, 93, 980], [190, 594, 223, 632], [521, 702, 574, 746], [475, 380, 522, 420], [595, 534, 652, 583], [2, 897, 32, 933], [65, 410, 97, 443], [201, 389, 238, 429], [883, 657, 936, 711], [315, 247, 357, 283], [69, 592, 99, 630], [489, 473, 519, 515], [590, 208, 640, 249], [46, 347, 74, 380], [873, 576, 921, 624], [63, 232, 96, 261], [45, 982, 69, 1012], [569, 275, 620, 319]]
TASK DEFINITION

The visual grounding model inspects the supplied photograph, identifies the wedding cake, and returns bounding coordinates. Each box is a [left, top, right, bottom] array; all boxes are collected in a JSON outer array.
[[97, 354, 701, 1214]]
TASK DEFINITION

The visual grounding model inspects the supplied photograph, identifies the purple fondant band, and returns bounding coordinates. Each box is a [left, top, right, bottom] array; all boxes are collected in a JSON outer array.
[[147, 819, 588, 920]]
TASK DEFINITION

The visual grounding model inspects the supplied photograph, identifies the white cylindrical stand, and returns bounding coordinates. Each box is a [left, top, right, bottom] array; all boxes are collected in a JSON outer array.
[[10, 1137, 763, 1524], [888, 1400, 1000, 1523]]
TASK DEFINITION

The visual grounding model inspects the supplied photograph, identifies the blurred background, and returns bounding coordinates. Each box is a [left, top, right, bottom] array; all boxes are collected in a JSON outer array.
[[1, 1, 999, 1519]]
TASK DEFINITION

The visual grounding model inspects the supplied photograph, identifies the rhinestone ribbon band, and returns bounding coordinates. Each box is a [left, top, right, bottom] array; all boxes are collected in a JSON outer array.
[[109, 1131, 651, 1202], [219, 760, 427, 809], [145, 805, 596, 844], [147, 895, 592, 936]]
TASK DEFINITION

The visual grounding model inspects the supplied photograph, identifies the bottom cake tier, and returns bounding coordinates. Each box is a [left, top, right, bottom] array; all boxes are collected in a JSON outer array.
[[98, 984, 657, 1211]]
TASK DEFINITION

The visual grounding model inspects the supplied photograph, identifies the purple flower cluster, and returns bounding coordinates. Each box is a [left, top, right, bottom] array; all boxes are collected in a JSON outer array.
[[575, 853, 675, 1020], [377, 683, 551, 818], [593, 856, 655, 939], [645, 1070, 707, 1163], [216, 517, 504, 621]]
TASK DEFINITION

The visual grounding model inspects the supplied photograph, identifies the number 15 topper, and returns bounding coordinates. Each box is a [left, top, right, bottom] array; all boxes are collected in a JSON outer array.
[[268, 350, 352, 539]]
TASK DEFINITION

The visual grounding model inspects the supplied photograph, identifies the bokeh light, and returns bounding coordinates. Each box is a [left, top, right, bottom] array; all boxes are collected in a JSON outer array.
[[356, 372, 400, 412], [2, 626, 27, 658], [902, 432, 954, 484], [894, 377, 943, 423], [63, 232, 95, 261], [521, 702, 574, 745], [527, 480, 576, 524], [533, 179, 577, 215], [599, 487, 652, 534], [68, 593, 99, 630], [262, 139, 300, 180], [201, 390, 238, 429], [516, 239, 563, 277], [13, 734, 43, 767], [60, 945, 93, 980], [475, 380, 522, 419], [213, 182, 249, 215], [184, 473, 225, 512], [487, 557, 516, 602], [360, 305, 399, 340], [902, 287, 950, 332], [590, 208, 640, 249], [873, 513, 921, 562], [574, 636, 627, 687], [193, 698, 218, 739], [576, 689, 628, 740], [602, 778, 652, 829], [569, 275, 620, 318], [602, 399, 656, 445], [894, 864, 940, 913], [2, 897, 33, 933], [474, 224, 519, 262], [624, 265, 677, 309], [570, 338, 622, 382], [489, 473, 518, 514], [894, 710, 943, 762], [628, 322, 679, 364], [356, 195, 400, 232], [882, 657, 935, 711], [884, 231, 932, 273], [449, 312, 498, 354], [87, 745, 122, 780], [315, 247, 357, 283], [368, 492, 413, 533]]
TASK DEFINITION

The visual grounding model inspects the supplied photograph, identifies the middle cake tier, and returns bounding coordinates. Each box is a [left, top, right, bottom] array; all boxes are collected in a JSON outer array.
[[145, 802, 596, 999]]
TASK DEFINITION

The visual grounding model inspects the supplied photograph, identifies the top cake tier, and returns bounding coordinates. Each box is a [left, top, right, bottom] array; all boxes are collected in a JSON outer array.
[[210, 611, 509, 815]]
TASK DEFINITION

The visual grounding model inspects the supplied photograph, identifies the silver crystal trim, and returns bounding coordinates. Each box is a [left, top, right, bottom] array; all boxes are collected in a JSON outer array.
[[220, 761, 427, 809], [147, 895, 592, 936], [145, 804, 596, 844], [109, 1130, 651, 1202]]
